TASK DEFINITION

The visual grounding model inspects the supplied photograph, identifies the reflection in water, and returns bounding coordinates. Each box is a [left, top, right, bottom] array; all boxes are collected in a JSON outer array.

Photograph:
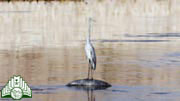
[[1, 41, 180, 87], [87, 90, 95, 101]]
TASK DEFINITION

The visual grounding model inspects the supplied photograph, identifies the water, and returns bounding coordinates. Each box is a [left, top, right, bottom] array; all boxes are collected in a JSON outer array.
[[1, 39, 180, 101], [0, 1, 180, 101]]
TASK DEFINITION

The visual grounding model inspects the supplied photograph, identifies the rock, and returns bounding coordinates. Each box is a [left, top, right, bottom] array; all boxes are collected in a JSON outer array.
[[66, 78, 111, 90]]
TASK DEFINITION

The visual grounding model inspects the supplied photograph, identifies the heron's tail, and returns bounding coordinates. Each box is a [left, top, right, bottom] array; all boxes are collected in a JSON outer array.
[[90, 60, 96, 70]]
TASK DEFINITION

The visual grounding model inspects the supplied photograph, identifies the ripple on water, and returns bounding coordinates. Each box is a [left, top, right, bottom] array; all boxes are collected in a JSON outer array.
[[166, 52, 180, 57], [125, 33, 180, 38], [151, 92, 170, 95], [99, 39, 169, 43]]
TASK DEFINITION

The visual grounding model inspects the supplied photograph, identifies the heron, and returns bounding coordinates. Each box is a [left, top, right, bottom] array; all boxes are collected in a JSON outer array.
[[85, 18, 96, 80]]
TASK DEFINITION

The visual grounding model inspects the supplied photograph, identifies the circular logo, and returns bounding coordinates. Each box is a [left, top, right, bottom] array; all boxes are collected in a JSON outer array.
[[11, 88, 23, 100]]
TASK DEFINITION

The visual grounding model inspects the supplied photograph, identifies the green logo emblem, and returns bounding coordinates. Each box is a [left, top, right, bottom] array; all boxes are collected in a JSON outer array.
[[1, 75, 32, 100]]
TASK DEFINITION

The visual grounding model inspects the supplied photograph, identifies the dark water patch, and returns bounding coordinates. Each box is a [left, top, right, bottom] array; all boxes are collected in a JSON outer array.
[[151, 92, 170, 95], [169, 60, 180, 63], [66, 86, 110, 91], [31, 85, 64, 91], [31, 85, 65, 94], [111, 89, 128, 93], [46, 87, 58, 90], [31, 88, 44, 91], [79, 39, 169, 43], [33, 91, 56, 94], [99, 39, 169, 43], [125, 33, 180, 38], [166, 52, 180, 57], [138, 58, 180, 68], [162, 52, 180, 66]]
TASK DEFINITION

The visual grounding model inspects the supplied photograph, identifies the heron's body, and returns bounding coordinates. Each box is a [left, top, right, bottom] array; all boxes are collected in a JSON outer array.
[[85, 18, 96, 79], [85, 39, 96, 70]]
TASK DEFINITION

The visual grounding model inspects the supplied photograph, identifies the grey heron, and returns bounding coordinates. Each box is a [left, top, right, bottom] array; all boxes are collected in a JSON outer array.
[[85, 18, 96, 80]]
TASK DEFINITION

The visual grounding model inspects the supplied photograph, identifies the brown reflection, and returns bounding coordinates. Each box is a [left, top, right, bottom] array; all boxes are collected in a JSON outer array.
[[0, 42, 180, 88]]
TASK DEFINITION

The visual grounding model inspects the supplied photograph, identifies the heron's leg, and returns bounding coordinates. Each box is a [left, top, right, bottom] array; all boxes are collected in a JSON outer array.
[[90, 67, 92, 80], [88, 62, 90, 79], [89, 65, 91, 79], [91, 70, 94, 80]]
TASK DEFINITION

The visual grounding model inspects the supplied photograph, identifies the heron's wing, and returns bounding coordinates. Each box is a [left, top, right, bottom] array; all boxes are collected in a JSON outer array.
[[85, 43, 91, 59], [91, 46, 96, 66]]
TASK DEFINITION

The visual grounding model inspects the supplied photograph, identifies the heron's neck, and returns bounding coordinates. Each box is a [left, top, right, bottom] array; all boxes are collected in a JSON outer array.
[[86, 35, 90, 43], [86, 18, 91, 43]]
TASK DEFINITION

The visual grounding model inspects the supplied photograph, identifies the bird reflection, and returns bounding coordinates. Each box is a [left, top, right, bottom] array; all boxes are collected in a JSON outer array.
[[87, 89, 95, 101]]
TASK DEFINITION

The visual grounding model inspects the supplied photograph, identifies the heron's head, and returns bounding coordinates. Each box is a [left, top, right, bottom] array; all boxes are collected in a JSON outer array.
[[89, 18, 96, 22]]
